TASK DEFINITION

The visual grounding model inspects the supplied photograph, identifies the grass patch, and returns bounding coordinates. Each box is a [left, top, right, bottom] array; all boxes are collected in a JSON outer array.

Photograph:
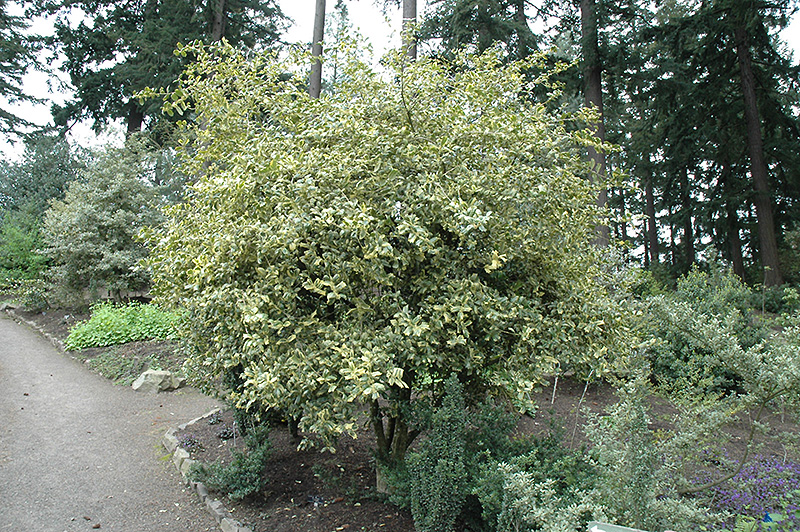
[[65, 302, 178, 350]]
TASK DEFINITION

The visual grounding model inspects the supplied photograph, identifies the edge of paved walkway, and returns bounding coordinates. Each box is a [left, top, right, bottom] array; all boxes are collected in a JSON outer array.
[[4, 306, 253, 532], [163, 411, 253, 532]]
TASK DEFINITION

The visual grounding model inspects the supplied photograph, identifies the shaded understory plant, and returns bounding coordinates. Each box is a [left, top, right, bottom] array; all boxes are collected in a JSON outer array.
[[389, 375, 605, 532], [190, 425, 271, 501]]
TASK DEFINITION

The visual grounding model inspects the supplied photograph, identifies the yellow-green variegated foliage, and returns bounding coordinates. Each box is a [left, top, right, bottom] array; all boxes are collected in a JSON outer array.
[[145, 42, 627, 452]]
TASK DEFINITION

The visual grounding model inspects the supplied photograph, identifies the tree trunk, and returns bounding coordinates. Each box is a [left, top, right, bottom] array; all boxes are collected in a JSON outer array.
[[513, 0, 534, 59], [402, 0, 417, 60], [212, 0, 227, 41], [580, 0, 609, 247], [734, 24, 783, 286], [645, 176, 660, 266], [309, 0, 326, 99], [680, 166, 695, 268], [721, 159, 746, 281], [126, 101, 144, 135], [726, 201, 746, 281]]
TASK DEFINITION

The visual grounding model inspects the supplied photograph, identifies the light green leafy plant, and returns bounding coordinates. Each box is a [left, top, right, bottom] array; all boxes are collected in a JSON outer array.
[[143, 41, 631, 468], [65, 302, 178, 350]]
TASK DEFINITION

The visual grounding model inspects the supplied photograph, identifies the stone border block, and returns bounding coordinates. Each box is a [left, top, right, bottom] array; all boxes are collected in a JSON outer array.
[[172, 447, 190, 470], [221, 517, 247, 532], [162, 428, 179, 453], [164, 409, 253, 532], [206, 499, 227, 523], [180, 457, 196, 477]]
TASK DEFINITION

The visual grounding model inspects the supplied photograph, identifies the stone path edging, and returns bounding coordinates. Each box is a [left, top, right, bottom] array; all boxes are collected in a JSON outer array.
[[163, 409, 254, 532], [4, 307, 247, 532], [5, 308, 66, 351]]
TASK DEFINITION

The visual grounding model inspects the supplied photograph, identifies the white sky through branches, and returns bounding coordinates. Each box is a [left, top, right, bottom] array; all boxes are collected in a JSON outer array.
[[0, 0, 797, 159]]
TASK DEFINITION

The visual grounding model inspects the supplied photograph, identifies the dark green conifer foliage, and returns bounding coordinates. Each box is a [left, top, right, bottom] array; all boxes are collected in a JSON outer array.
[[0, 0, 40, 135], [41, 0, 287, 134]]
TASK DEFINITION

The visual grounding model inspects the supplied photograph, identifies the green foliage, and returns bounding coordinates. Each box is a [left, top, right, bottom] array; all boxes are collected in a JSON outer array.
[[0, 2, 40, 135], [41, 143, 164, 301], [190, 425, 272, 501], [407, 376, 469, 532], [489, 466, 605, 532], [65, 302, 178, 350], [0, 208, 47, 279], [0, 135, 85, 215], [585, 372, 723, 532], [644, 263, 770, 392], [475, 433, 602, 532], [44, 0, 288, 133], [146, 41, 629, 457], [0, 136, 85, 282], [14, 277, 50, 312], [385, 377, 603, 532]]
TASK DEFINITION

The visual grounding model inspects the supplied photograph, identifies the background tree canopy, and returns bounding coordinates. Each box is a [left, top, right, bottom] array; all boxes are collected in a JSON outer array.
[[146, 42, 630, 462]]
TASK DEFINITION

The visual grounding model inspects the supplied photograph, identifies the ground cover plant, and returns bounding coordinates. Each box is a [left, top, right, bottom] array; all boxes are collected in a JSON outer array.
[[64, 302, 179, 350]]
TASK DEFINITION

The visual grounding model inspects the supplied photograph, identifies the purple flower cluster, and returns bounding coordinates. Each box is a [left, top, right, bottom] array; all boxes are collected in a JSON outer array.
[[178, 433, 204, 453], [707, 456, 800, 517]]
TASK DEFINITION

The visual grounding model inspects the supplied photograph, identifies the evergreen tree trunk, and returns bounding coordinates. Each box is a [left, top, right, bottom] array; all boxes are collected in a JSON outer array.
[[513, 0, 533, 59], [126, 101, 143, 135], [403, 0, 417, 60], [212, 0, 227, 41], [309, 0, 326, 99], [581, 0, 610, 247], [734, 24, 783, 286], [726, 202, 746, 281], [680, 166, 695, 268], [645, 176, 660, 266], [721, 160, 746, 281]]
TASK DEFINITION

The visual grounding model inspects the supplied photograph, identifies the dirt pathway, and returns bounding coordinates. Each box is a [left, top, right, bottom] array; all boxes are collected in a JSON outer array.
[[0, 314, 222, 532]]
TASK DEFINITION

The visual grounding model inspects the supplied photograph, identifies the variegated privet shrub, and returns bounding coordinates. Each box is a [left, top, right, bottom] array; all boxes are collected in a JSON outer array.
[[143, 42, 628, 466]]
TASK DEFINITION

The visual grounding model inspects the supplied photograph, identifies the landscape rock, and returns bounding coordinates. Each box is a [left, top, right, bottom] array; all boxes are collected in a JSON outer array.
[[131, 370, 185, 393]]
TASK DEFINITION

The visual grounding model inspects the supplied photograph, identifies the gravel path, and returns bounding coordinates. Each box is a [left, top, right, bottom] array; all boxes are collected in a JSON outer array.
[[0, 314, 222, 532]]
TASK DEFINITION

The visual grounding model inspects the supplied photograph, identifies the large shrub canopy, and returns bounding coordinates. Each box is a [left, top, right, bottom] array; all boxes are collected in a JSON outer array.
[[146, 42, 628, 458]]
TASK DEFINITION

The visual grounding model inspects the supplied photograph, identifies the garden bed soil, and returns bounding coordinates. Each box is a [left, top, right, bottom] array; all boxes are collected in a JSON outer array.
[[11, 303, 800, 532]]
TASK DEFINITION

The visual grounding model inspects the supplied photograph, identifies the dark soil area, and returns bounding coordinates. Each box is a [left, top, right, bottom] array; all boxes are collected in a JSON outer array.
[[6, 297, 800, 532], [181, 409, 415, 532]]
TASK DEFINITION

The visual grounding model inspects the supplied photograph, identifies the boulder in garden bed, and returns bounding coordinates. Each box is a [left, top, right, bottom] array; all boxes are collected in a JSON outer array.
[[132, 370, 185, 393]]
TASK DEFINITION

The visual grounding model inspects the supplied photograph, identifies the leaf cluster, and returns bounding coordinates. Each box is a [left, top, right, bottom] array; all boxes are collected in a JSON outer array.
[[65, 302, 179, 350], [41, 143, 164, 300]]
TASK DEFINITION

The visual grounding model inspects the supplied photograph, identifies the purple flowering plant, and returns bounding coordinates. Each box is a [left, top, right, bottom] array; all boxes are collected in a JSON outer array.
[[178, 433, 205, 453], [695, 455, 800, 531]]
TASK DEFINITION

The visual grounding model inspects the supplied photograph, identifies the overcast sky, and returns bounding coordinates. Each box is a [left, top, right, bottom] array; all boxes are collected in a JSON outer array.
[[1, 0, 798, 159]]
